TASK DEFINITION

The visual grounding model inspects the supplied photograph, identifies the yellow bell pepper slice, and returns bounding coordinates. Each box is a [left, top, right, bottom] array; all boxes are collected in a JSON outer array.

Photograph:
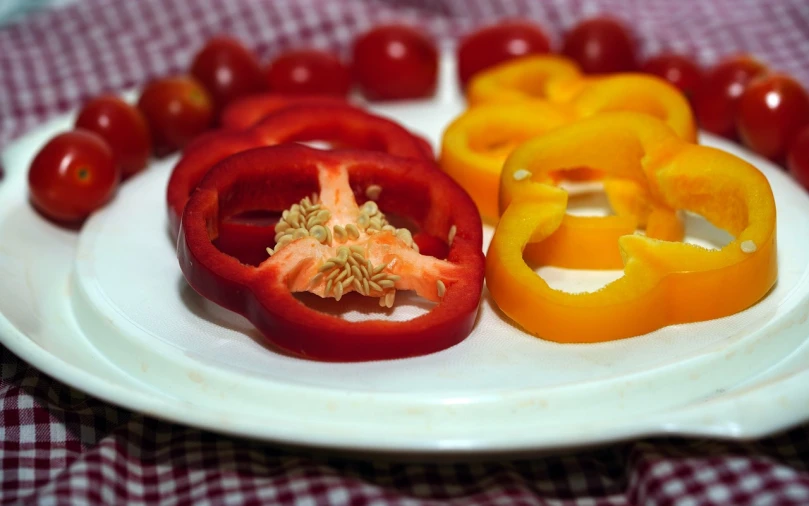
[[440, 101, 578, 222], [466, 55, 582, 106], [486, 113, 777, 343], [442, 56, 697, 223], [467, 55, 697, 143], [496, 113, 684, 269]]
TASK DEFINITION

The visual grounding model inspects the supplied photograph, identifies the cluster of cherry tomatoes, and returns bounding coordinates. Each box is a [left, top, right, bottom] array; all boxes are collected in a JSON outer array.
[[27, 17, 809, 225]]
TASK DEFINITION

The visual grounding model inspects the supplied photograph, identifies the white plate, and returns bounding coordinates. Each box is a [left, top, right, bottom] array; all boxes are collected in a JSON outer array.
[[3, 56, 809, 459]]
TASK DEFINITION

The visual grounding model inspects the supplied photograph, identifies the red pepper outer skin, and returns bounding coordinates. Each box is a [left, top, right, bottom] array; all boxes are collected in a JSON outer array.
[[178, 145, 484, 362], [166, 103, 434, 239], [166, 129, 262, 238], [413, 134, 435, 160], [219, 93, 435, 159], [219, 93, 348, 130]]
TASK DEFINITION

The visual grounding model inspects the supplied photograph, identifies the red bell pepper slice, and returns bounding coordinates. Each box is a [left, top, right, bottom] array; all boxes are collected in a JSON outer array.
[[219, 93, 348, 130], [166, 103, 434, 241], [220, 92, 435, 157], [178, 144, 484, 361]]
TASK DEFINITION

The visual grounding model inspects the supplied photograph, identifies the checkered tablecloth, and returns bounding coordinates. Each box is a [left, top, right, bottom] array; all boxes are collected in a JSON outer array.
[[2, 0, 809, 504]]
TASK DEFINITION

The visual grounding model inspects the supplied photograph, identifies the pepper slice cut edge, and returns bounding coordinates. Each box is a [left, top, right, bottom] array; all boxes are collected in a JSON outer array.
[[179, 144, 485, 361]]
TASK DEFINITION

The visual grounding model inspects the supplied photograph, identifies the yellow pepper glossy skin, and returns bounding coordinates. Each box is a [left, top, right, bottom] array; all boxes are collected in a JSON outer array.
[[486, 112, 777, 343]]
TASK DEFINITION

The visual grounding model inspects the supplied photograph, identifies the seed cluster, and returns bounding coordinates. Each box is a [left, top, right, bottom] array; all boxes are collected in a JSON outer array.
[[310, 245, 402, 307], [267, 194, 331, 256], [268, 195, 421, 257], [266, 191, 440, 309], [353, 200, 420, 253]]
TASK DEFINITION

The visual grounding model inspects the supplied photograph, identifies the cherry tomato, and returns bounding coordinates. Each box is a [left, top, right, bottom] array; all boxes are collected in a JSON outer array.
[[736, 74, 809, 161], [788, 126, 809, 191], [352, 25, 438, 100], [28, 130, 120, 223], [75, 95, 152, 177], [137, 76, 214, 155], [561, 17, 637, 74], [190, 36, 265, 114], [457, 21, 551, 87], [265, 50, 351, 96], [692, 55, 766, 139], [640, 53, 703, 99]]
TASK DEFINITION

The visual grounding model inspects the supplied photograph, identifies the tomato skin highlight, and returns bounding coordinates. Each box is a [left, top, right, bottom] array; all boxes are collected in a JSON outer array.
[[640, 53, 703, 99], [457, 21, 551, 88], [75, 95, 152, 177], [788, 126, 809, 191], [736, 74, 809, 162], [190, 36, 265, 114], [28, 130, 120, 223], [693, 55, 767, 139], [137, 76, 214, 156], [561, 17, 637, 74], [266, 50, 351, 96], [352, 25, 438, 100]]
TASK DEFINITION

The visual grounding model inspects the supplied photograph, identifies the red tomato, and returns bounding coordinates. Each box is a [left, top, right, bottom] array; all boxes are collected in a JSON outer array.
[[75, 95, 152, 177], [190, 36, 265, 113], [457, 21, 551, 87], [352, 25, 438, 100], [692, 55, 766, 139], [736, 74, 809, 161], [788, 126, 809, 191], [137, 76, 214, 155], [561, 17, 637, 74], [265, 50, 351, 96], [28, 130, 120, 223], [640, 53, 703, 99]]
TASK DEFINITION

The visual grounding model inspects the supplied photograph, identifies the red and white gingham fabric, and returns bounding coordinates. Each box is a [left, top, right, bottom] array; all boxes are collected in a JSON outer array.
[[2, 0, 809, 504]]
